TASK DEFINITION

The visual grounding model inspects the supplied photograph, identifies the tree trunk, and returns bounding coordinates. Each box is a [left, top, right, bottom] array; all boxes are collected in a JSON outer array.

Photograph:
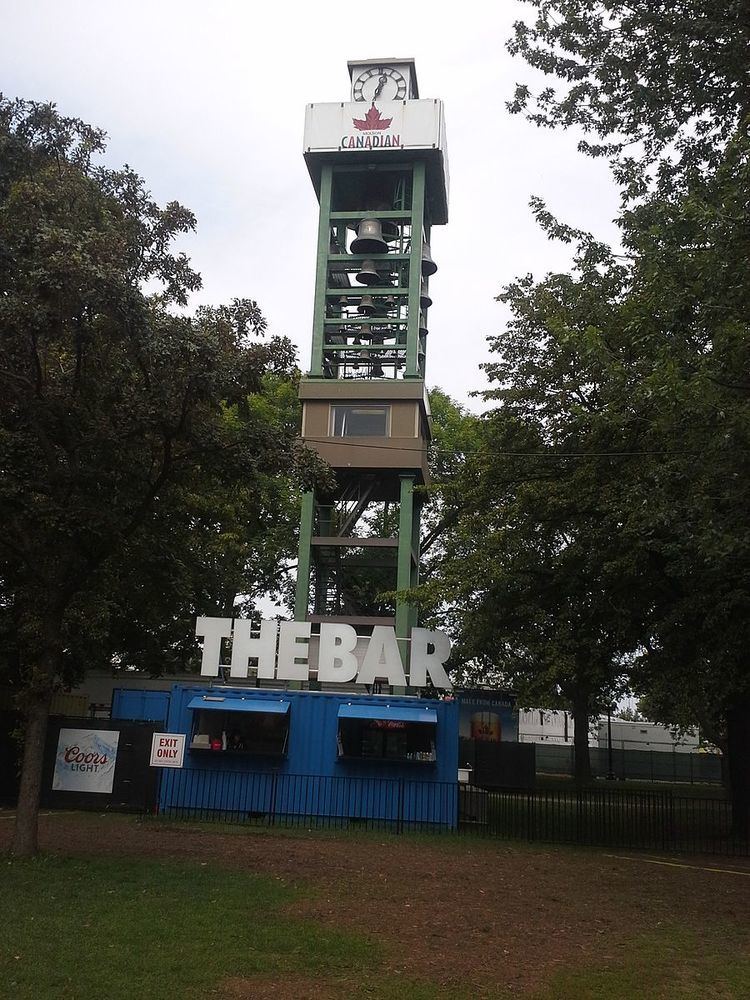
[[726, 692, 750, 840], [11, 687, 53, 857], [572, 688, 592, 787], [11, 612, 62, 859]]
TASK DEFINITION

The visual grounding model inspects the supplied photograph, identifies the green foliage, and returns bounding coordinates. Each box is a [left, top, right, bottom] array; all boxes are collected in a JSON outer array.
[[418, 366, 641, 718], [413, 7, 750, 787], [507, 1, 749, 196], [614, 705, 643, 723], [419, 388, 481, 568], [427, 387, 482, 482], [491, 3, 750, 786], [101, 373, 313, 675], [0, 97, 322, 688]]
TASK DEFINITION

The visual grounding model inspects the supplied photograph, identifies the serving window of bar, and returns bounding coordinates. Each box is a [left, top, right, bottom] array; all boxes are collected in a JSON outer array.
[[188, 697, 290, 756], [336, 706, 437, 763]]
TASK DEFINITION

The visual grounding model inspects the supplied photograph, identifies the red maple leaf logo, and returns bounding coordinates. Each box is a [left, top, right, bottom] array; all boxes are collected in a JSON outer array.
[[352, 103, 393, 132]]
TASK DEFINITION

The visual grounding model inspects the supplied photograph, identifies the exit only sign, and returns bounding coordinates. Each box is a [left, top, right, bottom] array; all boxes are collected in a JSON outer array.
[[149, 733, 186, 768]]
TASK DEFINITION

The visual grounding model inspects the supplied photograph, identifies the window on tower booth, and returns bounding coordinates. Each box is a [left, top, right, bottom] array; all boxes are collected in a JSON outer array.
[[330, 404, 389, 437]]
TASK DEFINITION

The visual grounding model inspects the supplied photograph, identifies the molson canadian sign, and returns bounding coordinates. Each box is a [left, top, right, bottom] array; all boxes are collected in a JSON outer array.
[[341, 103, 400, 148], [196, 618, 452, 690], [303, 99, 445, 155]]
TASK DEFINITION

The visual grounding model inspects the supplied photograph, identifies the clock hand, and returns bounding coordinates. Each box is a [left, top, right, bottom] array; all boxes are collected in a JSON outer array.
[[373, 74, 387, 99]]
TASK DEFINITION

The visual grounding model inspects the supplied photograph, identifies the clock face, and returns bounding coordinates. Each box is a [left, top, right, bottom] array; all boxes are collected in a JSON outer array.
[[353, 66, 408, 103]]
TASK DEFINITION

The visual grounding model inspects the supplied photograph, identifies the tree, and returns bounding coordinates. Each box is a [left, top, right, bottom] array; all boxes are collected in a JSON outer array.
[[507, 1, 749, 196], [506, 0, 750, 830], [96, 372, 310, 676], [0, 98, 319, 856], [420, 388, 482, 563], [412, 268, 645, 783], [614, 705, 644, 724]]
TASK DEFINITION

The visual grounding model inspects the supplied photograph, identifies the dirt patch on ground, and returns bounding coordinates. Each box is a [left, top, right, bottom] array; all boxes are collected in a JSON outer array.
[[3, 811, 750, 997]]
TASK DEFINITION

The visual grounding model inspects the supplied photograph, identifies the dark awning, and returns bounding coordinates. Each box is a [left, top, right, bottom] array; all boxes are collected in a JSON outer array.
[[188, 696, 290, 715], [337, 704, 437, 725]]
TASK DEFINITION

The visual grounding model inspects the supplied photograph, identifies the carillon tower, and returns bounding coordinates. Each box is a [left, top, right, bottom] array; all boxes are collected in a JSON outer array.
[[295, 58, 449, 679]]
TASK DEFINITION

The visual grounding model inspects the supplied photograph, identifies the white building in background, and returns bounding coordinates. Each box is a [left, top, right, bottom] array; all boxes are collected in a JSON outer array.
[[596, 719, 700, 753], [518, 709, 574, 745], [519, 710, 702, 752]]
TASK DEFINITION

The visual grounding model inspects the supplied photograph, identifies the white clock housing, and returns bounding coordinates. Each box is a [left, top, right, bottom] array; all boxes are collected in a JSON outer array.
[[348, 58, 419, 102]]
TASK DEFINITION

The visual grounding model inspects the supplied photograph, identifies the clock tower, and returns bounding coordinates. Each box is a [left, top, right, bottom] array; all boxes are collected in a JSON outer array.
[[296, 58, 449, 685], [348, 59, 417, 102]]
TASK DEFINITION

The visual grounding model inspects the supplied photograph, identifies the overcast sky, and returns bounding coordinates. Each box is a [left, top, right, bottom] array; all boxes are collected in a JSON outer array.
[[3, 0, 621, 410]]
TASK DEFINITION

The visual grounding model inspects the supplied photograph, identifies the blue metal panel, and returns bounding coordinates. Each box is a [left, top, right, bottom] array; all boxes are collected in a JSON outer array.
[[337, 704, 437, 724], [111, 688, 170, 723], [187, 696, 290, 714], [153, 684, 459, 827]]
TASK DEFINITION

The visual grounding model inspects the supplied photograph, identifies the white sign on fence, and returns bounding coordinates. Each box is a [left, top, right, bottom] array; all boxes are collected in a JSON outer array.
[[150, 733, 186, 769], [52, 728, 120, 794]]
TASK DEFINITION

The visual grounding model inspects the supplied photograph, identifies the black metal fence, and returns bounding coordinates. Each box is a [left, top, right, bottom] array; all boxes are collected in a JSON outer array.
[[534, 743, 723, 784], [150, 767, 749, 858], [459, 785, 748, 857]]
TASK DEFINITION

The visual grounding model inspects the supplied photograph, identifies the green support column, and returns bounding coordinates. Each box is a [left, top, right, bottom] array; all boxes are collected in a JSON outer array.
[[309, 165, 333, 376], [395, 474, 417, 684], [316, 503, 332, 616], [409, 498, 422, 633], [406, 162, 426, 378], [294, 490, 315, 621]]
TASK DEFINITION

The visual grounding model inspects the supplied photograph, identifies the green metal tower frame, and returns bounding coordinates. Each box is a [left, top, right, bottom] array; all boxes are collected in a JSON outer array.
[[295, 67, 447, 683]]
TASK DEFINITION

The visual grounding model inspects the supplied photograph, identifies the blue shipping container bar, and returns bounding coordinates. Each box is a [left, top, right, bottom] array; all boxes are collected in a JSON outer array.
[[112, 685, 459, 827]]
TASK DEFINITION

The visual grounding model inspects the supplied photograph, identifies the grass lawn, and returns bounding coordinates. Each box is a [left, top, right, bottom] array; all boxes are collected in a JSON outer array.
[[536, 923, 750, 1000], [1, 853, 462, 1000], [2, 812, 750, 998], [1, 855, 357, 999]]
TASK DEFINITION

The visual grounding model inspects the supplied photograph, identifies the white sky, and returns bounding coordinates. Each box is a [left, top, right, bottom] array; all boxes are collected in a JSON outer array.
[[2, 0, 620, 411]]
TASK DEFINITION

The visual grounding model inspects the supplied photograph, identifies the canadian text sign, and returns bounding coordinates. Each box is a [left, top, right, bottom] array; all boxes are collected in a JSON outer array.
[[150, 733, 186, 768], [304, 100, 445, 154]]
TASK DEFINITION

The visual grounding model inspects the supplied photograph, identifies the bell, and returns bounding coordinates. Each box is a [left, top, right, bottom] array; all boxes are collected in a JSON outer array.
[[358, 295, 377, 315], [355, 260, 383, 286], [371, 362, 384, 378], [384, 295, 397, 311], [381, 220, 399, 241], [367, 200, 400, 241], [420, 283, 432, 310], [351, 218, 388, 255], [421, 243, 438, 277], [337, 295, 350, 316]]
